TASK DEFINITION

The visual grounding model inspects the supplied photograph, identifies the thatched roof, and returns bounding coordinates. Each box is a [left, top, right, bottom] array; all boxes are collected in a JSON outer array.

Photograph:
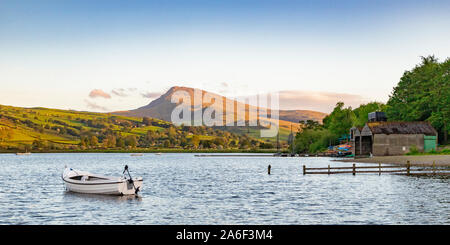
[[366, 121, 437, 136]]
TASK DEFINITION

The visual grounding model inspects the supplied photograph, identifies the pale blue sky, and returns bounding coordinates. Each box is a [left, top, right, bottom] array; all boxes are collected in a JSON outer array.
[[1, 0, 449, 113]]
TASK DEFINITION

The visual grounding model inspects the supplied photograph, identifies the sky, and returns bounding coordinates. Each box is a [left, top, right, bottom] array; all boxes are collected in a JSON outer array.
[[1, 0, 449, 113]]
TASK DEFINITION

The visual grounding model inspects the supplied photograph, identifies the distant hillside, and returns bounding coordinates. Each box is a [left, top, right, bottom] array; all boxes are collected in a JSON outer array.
[[114, 86, 328, 139], [0, 105, 165, 150], [279, 110, 328, 124], [0, 104, 274, 152]]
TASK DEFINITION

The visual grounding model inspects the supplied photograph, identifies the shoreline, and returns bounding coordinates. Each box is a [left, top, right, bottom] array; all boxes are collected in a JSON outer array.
[[335, 155, 450, 167], [0, 149, 281, 154]]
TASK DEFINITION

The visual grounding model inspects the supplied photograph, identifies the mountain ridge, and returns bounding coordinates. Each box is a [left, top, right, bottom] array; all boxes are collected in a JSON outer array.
[[114, 86, 328, 125]]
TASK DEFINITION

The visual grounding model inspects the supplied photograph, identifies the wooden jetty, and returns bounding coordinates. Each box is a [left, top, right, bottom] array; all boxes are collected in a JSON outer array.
[[303, 161, 450, 176], [195, 154, 274, 157]]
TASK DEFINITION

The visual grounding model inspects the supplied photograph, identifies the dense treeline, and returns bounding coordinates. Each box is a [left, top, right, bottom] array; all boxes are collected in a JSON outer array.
[[292, 55, 449, 153], [386, 56, 449, 144], [76, 124, 268, 150], [292, 102, 386, 153]]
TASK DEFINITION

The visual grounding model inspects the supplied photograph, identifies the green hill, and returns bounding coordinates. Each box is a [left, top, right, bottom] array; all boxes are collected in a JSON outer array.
[[0, 104, 279, 152]]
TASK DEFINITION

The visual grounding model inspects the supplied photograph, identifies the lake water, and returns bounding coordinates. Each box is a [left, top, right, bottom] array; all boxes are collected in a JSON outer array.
[[0, 153, 448, 225]]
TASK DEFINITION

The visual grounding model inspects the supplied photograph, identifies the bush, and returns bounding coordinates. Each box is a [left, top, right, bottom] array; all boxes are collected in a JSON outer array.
[[407, 145, 420, 155], [440, 149, 450, 154]]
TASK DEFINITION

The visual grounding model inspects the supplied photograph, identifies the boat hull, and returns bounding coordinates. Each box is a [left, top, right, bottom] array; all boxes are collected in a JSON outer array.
[[62, 168, 143, 195], [63, 178, 143, 195]]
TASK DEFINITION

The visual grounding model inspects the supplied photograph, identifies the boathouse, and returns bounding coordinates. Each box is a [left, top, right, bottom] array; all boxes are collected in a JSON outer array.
[[350, 114, 438, 156]]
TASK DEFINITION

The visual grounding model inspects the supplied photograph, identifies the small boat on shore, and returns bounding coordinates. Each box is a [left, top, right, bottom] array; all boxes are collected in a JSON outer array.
[[130, 153, 143, 156], [16, 152, 31, 155], [62, 165, 143, 195], [155, 152, 163, 155]]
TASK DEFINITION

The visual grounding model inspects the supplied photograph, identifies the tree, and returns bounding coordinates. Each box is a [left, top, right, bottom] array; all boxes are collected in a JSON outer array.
[[260, 141, 274, 149], [386, 56, 450, 143], [90, 136, 98, 147], [323, 102, 355, 137], [292, 101, 386, 153], [80, 136, 90, 147], [142, 117, 152, 126], [125, 135, 137, 148], [116, 137, 125, 148], [145, 130, 157, 145], [191, 135, 200, 149], [162, 139, 170, 148], [300, 120, 322, 130], [239, 138, 250, 149], [293, 128, 332, 153], [352, 102, 386, 127], [167, 126, 177, 141], [213, 137, 226, 147], [104, 135, 116, 148], [180, 138, 188, 148], [32, 138, 45, 150]]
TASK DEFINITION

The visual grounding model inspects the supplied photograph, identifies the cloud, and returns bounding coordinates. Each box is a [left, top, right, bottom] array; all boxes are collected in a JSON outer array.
[[84, 99, 109, 111], [277, 90, 369, 113], [111, 88, 128, 97], [110, 87, 139, 97], [141, 92, 162, 99], [89, 89, 111, 99], [237, 90, 368, 113], [217, 82, 230, 94]]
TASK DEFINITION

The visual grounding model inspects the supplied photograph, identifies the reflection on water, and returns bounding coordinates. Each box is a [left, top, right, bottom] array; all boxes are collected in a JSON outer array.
[[0, 153, 448, 224], [63, 191, 143, 203]]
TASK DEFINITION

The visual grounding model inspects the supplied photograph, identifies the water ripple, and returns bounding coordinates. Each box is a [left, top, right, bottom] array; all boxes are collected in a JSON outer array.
[[0, 153, 448, 224]]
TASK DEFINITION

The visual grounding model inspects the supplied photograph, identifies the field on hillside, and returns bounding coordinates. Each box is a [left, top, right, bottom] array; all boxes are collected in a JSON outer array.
[[0, 105, 283, 152], [0, 105, 169, 150]]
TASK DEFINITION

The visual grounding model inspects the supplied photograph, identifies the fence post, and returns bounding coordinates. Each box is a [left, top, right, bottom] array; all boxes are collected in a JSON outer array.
[[328, 165, 330, 175], [406, 160, 410, 176], [303, 165, 306, 175], [352, 164, 356, 175], [379, 162, 381, 176]]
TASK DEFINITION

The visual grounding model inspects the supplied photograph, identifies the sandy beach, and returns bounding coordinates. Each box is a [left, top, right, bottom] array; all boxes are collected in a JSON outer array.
[[336, 155, 450, 167]]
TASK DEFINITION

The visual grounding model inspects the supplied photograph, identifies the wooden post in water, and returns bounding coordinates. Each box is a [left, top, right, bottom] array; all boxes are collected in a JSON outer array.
[[268, 164, 271, 175], [328, 165, 330, 175], [303, 165, 306, 175], [379, 162, 381, 176], [352, 164, 356, 175], [406, 160, 410, 176]]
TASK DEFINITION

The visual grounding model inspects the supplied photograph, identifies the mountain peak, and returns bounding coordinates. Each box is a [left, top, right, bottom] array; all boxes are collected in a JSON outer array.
[[166, 86, 195, 94], [113, 86, 328, 128], [162, 86, 197, 99]]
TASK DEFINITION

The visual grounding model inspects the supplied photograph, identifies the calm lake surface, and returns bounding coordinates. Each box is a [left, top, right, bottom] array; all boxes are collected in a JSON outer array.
[[0, 153, 448, 225]]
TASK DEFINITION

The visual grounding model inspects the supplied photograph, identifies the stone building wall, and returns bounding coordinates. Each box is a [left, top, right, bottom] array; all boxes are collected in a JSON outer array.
[[372, 134, 424, 156]]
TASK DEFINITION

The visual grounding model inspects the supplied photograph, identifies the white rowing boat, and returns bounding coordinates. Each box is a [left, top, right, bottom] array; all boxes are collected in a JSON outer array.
[[130, 153, 143, 156], [62, 165, 143, 195], [16, 152, 31, 155]]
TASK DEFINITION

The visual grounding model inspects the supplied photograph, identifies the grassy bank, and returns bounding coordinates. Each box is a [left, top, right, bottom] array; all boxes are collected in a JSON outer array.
[[1, 148, 281, 154], [406, 148, 450, 156]]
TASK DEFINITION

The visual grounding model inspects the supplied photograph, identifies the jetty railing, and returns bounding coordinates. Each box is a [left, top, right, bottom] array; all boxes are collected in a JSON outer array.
[[302, 161, 450, 176]]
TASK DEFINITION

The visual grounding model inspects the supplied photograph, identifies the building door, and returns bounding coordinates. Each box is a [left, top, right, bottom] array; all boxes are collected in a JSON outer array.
[[424, 135, 437, 152], [361, 136, 372, 155]]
